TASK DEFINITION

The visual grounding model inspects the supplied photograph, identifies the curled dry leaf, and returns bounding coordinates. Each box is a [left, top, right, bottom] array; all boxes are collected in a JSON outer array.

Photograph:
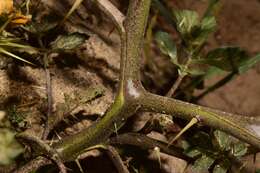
[[0, 0, 13, 15]]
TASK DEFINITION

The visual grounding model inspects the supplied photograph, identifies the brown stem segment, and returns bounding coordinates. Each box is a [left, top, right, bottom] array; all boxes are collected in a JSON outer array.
[[109, 133, 190, 161], [105, 146, 130, 173]]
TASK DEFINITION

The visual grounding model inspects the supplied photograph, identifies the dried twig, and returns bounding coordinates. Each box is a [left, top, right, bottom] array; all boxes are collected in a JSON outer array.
[[105, 145, 130, 173]]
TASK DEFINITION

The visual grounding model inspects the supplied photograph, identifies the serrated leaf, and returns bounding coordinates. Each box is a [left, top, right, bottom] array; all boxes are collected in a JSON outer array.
[[51, 33, 87, 51], [173, 10, 216, 47], [184, 147, 202, 158], [204, 66, 226, 79], [192, 154, 215, 172], [232, 142, 247, 157], [213, 130, 231, 151], [193, 16, 216, 46], [238, 54, 260, 74], [191, 131, 213, 149], [204, 0, 221, 17], [202, 47, 248, 71], [155, 31, 178, 65], [213, 159, 230, 173], [213, 165, 227, 173], [186, 67, 207, 76], [173, 10, 200, 35], [0, 129, 24, 165]]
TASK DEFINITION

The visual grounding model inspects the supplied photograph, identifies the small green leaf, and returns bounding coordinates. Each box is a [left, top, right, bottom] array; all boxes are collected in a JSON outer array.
[[202, 47, 248, 71], [186, 67, 207, 76], [238, 54, 260, 73], [51, 33, 88, 51], [0, 129, 24, 165], [204, 0, 221, 17], [213, 159, 230, 173], [213, 130, 231, 151], [232, 142, 247, 157], [191, 131, 213, 149], [192, 154, 215, 172], [256, 169, 260, 173], [155, 31, 178, 65], [192, 16, 216, 46], [173, 10, 200, 35], [184, 147, 202, 158], [204, 66, 226, 79]]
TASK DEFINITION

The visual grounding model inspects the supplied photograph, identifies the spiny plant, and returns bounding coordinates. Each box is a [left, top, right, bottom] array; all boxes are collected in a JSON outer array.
[[1, 0, 260, 173]]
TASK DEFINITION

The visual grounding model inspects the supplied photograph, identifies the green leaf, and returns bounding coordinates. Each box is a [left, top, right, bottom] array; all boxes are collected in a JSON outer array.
[[155, 31, 178, 65], [51, 33, 88, 51], [173, 10, 216, 47], [184, 147, 202, 158], [213, 159, 230, 173], [202, 47, 248, 71], [213, 130, 231, 151], [204, 66, 226, 79], [0, 129, 24, 165], [193, 16, 216, 45], [191, 131, 213, 149], [238, 54, 260, 73], [186, 67, 207, 76], [173, 10, 200, 35], [256, 169, 260, 173], [204, 0, 221, 17], [192, 154, 215, 172], [232, 142, 247, 157]]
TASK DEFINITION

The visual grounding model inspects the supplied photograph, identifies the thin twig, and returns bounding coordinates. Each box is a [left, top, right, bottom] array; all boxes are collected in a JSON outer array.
[[42, 67, 52, 139], [193, 72, 236, 101], [166, 74, 185, 97], [13, 157, 51, 173], [105, 145, 130, 173], [109, 133, 190, 161], [16, 133, 67, 173]]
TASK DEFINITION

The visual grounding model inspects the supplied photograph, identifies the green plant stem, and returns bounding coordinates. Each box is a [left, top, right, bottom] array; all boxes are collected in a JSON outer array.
[[52, 0, 152, 161], [166, 74, 185, 97], [140, 92, 260, 150], [16, 0, 260, 171], [194, 71, 236, 101], [166, 55, 192, 98]]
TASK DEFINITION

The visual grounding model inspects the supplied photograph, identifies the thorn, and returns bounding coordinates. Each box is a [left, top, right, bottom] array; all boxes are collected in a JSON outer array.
[[75, 159, 84, 173], [168, 117, 199, 147], [114, 123, 118, 136], [55, 131, 62, 140], [154, 146, 161, 168]]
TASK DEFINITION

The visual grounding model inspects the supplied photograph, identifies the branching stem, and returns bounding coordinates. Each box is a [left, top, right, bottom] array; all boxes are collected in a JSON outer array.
[[16, 0, 260, 172]]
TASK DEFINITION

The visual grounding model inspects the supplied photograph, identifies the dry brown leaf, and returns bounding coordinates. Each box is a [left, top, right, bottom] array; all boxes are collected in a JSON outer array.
[[0, 0, 13, 15]]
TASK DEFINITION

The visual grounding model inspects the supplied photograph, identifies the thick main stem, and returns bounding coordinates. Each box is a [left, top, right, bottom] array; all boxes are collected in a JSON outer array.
[[52, 0, 152, 161]]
